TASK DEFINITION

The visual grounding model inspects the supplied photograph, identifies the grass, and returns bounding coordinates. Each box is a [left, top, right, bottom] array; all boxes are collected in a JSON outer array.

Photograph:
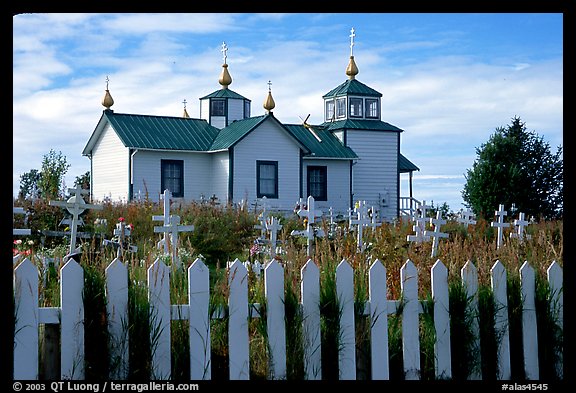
[[12, 199, 563, 380]]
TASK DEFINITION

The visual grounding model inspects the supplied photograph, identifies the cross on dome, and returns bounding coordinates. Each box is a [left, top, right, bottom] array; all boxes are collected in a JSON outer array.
[[349, 27, 356, 56], [221, 41, 228, 64]]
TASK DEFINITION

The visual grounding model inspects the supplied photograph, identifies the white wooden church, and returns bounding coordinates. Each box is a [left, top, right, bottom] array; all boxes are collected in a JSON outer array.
[[82, 31, 419, 221]]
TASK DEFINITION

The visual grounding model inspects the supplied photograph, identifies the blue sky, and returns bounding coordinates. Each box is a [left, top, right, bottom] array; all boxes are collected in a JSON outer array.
[[12, 13, 563, 212]]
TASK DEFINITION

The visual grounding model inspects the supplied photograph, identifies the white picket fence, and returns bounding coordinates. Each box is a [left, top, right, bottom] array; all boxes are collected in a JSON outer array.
[[13, 257, 563, 380]]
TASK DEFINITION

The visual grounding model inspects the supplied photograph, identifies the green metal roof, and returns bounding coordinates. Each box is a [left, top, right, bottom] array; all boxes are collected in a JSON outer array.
[[320, 118, 403, 132], [209, 115, 269, 150], [323, 79, 382, 98], [283, 124, 357, 159], [200, 88, 250, 100], [399, 153, 419, 173], [102, 111, 220, 151]]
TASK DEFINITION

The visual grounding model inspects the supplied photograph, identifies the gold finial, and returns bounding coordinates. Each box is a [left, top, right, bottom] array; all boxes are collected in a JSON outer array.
[[102, 75, 114, 109], [219, 41, 232, 89], [263, 80, 275, 113], [182, 99, 190, 118], [346, 28, 359, 80]]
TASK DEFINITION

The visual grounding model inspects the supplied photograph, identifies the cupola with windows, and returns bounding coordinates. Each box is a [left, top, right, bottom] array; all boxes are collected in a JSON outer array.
[[322, 28, 382, 123], [199, 42, 251, 129]]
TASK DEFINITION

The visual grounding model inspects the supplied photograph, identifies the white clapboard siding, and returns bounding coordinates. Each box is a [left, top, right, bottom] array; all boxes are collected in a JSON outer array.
[[60, 259, 85, 380], [13, 258, 39, 380], [105, 258, 129, 380], [432, 259, 452, 379], [302, 159, 350, 214], [265, 259, 287, 379], [336, 259, 356, 380], [401, 259, 420, 380], [491, 260, 511, 380], [228, 99, 245, 123], [461, 260, 482, 380], [188, 258, 211, 380], [301, 259, 322, 380], [520, 261, 539, 380], [210, 151, 229, 203], [148, 259, 172, 380], [228, 259, 250, 380], [92, 123, 129, 202], [369, 259, 389, 380]]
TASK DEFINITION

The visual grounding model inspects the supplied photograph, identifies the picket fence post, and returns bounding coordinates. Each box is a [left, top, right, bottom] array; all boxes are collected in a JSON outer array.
[[491, 260, 511, 380], [368, 259, 389, 379], [188, 258, 211, 380], [336, 259, 356, 380], [60, 259, 85, 380], [432, 259, 451, 379], [461, 260, 482, 380], [547, 260, 563, 379], [301, 259, 321, 380], [13, 258, 39, 380], [520, 261, 539, 380], [265, 259, 287, 379], [228, 259, 250, 380], [148, 259, 171, 380], [105, 258, 129, 379], [401, 259, 420, 380]]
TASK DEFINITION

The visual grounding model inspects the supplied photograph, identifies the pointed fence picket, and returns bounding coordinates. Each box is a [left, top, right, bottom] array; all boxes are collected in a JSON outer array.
[[13, 256, 563, 381]]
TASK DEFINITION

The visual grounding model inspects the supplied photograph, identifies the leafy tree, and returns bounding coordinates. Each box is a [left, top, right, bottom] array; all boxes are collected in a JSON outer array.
[[18, 169, 41, 200], [462, 117, 563, 220], [74, 171, 90, 190]]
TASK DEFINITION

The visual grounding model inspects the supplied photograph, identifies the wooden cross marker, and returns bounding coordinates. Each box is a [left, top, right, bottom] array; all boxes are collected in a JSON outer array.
[[13, 204, 31, 236], [350, 201, 371, 252], [458, 208, 477, 228], [491, 204, 510, 249], [510, 212, 531, 242], [154, 214, 194, 268], [424, 211, 449, 258], [254, 196, 269, 241], [369, 206, 382, 231], [265, 216, 282, 258], [49, 185, 103, 254], [407, 200, 431, 244], [291, 195, 323, 256], [152, 189, 172, 253]]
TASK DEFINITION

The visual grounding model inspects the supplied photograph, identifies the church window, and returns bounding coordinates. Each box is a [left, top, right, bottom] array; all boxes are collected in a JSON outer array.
[[244, 100, 251, 119], [307, 166, 327, 201], [336, 97, 346, 118], [365, 99, 379, 118], [325, 100, 335, 121], [211, 99, 226, 116], [161, 160, 184, 198], [349, 98, 363, 118], [257, 161, 278, 199]]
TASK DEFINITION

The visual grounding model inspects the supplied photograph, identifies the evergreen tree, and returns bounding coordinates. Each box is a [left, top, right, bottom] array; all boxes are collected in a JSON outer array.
[[462, 117, 562, 220]]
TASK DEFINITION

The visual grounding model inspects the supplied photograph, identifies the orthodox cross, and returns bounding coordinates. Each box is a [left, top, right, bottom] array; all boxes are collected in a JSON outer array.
[[349, 27, 356, 56], [154, 214, 194, 268], [49, 185, 103, 254], [13, 204, 31, 236], [105, 75, 110, 90], [152, 189, 172, 253], [221, 41, 228, 64], [267, 80, 272, 92], [291, 195, 323, 256], [350, 201, 371, 252], [458, 208, 477, 228], [491, 204, 510, 249], [424, 211, 449, 258], [510, 212, 531, 242], [254, 196, 270, 241], [369, 206, 382, 231], [265, 216, 283, 258], [407, 200, 431, 244], [183, 99, 187, 109]]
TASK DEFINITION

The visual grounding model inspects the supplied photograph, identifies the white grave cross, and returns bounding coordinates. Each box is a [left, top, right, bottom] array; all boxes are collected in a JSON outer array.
[[13, 204, 31, 236], [291, 195, 323, 256], [254, 196, 269, 241], [350, 201, 371, 252], [407, 200, 431, 244], [424, 211, 449, 258], [458, 208, 477, 228], [510, 212, 531, 242], [491, 204, 510, 249], [154, 214, 194, 268], [265, 216, 282, 258], [152, 189, 172, 253], [49, 186, 103, 253], [369, 206, 382, 231]]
